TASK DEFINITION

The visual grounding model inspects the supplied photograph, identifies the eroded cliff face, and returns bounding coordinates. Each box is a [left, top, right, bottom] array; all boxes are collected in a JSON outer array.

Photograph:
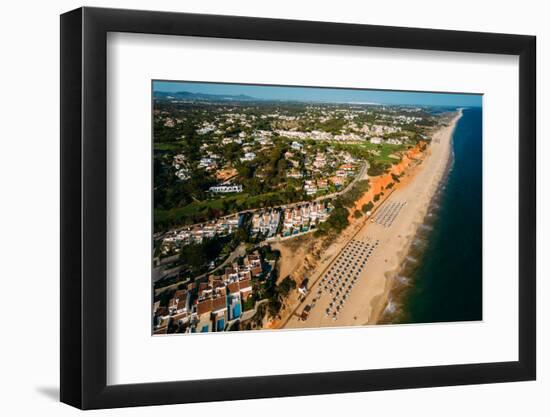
[[266, 141, 430, 329], [349, 141, 427, 221]]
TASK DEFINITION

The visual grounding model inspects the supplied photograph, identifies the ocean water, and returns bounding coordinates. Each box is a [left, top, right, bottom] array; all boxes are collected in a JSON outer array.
[[382, 107, 483, 324]]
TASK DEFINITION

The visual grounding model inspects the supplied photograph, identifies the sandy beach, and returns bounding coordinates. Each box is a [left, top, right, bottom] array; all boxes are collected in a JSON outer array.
[[279, 110, 463, 329]]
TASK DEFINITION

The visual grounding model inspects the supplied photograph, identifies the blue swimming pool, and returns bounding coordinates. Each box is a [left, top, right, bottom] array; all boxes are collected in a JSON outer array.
[[233, 303, 242, 319]]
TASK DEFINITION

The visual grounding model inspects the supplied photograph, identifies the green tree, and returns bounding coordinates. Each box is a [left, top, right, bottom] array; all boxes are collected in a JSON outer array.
[[277, 277, 297, 298], [362, 201, 374, 213]]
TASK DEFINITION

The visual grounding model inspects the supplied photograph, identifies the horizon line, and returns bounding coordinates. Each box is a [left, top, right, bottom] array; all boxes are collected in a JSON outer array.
[[154, 90, 482, 108]]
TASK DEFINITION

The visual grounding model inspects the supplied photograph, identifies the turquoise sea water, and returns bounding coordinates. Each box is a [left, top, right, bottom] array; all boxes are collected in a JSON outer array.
[[382, 107, 483, 324]]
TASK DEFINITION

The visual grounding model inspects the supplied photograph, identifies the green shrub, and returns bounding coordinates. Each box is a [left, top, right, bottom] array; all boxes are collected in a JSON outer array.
[[362, 201, 374, 213]]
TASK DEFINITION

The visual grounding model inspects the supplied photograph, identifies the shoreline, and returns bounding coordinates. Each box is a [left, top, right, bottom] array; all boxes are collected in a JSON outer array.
[[368, 110, 463, 325], [280, 110, 463, 329], [370, 136, 457, 325]]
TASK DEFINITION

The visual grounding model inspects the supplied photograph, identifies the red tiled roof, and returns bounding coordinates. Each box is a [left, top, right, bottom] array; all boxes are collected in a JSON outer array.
[[212, 296, 227, 311], [196, 299, 213, 315], [172, 312, 188, 321], [227, 282, 240, 294], [213, 279, 225, 289], [174, 289, 187, 300], [239, 278, 252, 290], [240, 270, 252, 280]]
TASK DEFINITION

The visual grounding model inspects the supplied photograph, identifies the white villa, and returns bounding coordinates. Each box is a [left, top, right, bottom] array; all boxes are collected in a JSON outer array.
[[209, 184, 243, 193], [240, 152, 256, 162], [291, 141, 304, 151], [370, 137, 383, 144]]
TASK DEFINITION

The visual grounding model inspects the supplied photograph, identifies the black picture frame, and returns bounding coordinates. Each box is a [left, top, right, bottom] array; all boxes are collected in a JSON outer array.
[[60, 6, 536, 410]]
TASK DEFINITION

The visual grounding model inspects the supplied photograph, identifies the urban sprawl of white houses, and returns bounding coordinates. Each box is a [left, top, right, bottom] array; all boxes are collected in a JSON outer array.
[[153, 251, 265, 334], [281, 201, 332, 237], [248, 200, 332, 238], [274, 122, 410, 143], [251, 210, 280, 237], [167, 112, 413, 148], [171, 118, 399, 190], [160, 105, 422, 140], [162, 214, 243, 252], [161, 200, 333, 254], [206, 148, 358, 195]]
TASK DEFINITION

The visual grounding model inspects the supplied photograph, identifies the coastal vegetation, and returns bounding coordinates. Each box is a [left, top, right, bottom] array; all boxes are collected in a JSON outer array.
[[336, 179, 369, 208], [152, 98, 436, 233], [241, 248, 300, 320], [367, 161, 389, 176], [362, 201, 374, 213], [151, 88, 448, 335]]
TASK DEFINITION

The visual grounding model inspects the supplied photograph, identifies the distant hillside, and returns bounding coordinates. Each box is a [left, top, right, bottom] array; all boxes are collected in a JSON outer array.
[[154, 90, 258, 102]]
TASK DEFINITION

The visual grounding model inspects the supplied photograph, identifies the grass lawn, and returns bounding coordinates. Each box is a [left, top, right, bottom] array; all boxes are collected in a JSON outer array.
[[154, 141, 187, 152], [155, 195, 235, 225], [155, 190, 295, 229], [335, 142, 406, 165]]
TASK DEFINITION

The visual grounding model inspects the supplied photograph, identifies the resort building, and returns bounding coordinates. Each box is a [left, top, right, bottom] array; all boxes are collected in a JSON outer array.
[[291, 141, 304, 151], [370, 137, 383, 144], [287, 169, 303, 179], [317, 179, 329, 191], [161, 214, 243, 249], [208, 184, 243, 193], [313, 153, 327, 169], [152, 251, 269, 334], [251, 210, 281, 237], [189, 252, 265, 332], [304, 180, 318, 196], [199, 157, 217, 170], [330, 176, 345, 187], [240, 152, 256, 162], [386, 138, 404, 145], [280, 201, 332, 237]]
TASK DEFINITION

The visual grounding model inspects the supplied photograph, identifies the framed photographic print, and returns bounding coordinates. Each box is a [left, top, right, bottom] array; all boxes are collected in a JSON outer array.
[[60, 6, 536, 410]]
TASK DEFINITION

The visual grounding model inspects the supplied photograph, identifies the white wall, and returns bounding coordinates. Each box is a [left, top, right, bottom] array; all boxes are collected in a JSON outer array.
[[0, 0, 546, 415]]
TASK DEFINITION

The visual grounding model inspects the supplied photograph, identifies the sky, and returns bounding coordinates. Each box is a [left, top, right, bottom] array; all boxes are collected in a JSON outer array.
[[153, 81, 482, 108]]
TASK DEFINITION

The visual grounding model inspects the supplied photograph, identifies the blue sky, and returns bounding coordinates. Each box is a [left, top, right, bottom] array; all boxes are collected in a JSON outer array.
[[153, 81, 482, 107]]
